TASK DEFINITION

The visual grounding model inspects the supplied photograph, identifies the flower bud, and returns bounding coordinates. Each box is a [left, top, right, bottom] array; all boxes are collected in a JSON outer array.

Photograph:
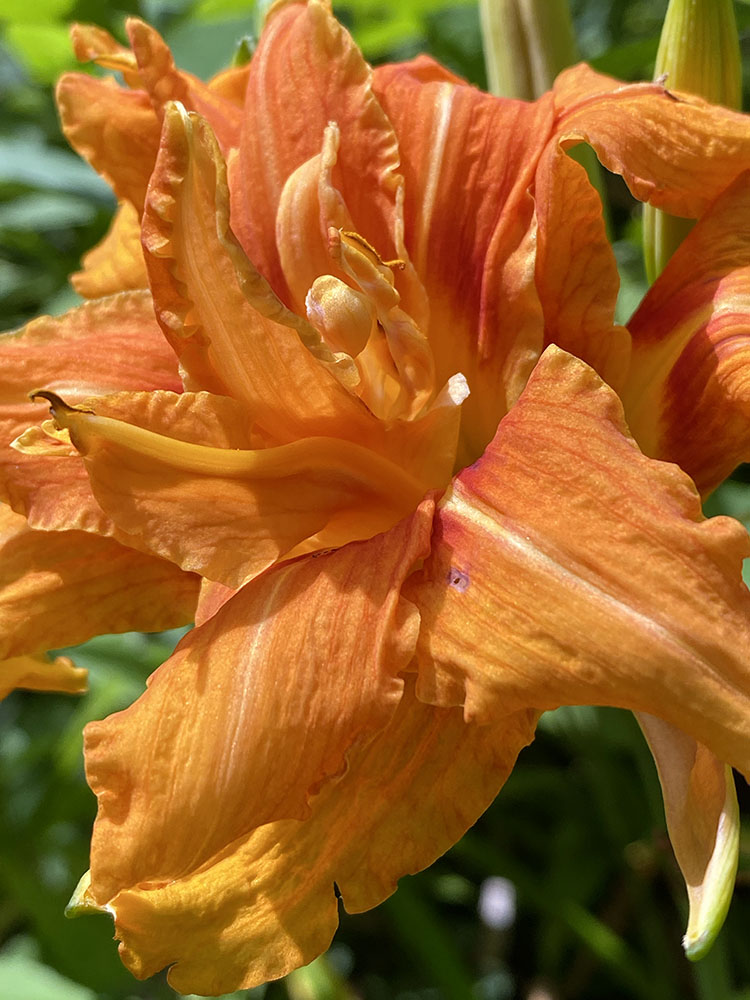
[[643, 0, 741, 281]]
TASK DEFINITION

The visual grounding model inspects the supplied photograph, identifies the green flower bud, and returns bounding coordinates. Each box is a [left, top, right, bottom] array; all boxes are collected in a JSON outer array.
[[644, 0, 741, 281]]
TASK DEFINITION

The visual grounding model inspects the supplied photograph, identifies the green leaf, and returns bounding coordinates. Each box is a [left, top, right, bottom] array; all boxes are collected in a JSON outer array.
[[0, 938, 95, 1000], [3, 23, 77, 83], [0, 134, 112, 198], [0, 0, 75, 23], [0, 193, 97, 231]]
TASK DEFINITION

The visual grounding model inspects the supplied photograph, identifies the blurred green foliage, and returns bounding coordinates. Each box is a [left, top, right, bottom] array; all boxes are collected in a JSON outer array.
[[2, 1, 750, 999]]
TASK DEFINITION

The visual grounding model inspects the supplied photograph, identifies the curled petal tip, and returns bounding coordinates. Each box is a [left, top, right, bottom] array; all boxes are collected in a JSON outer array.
[[682, 763, 740, 963], [65, 870, 109, 919]]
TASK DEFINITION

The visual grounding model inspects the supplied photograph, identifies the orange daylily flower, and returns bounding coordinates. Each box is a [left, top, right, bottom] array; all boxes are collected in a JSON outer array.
[[4, 0, 750, 991]]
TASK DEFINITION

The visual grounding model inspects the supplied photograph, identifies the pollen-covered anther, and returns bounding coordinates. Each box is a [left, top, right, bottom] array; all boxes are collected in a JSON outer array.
[[328, 228, 401, 298], [29, 389, 93, 426], [306, 275, 375, 357]]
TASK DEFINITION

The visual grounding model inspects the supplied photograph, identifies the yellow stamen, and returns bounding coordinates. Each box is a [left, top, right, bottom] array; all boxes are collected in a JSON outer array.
[[31, 391, 426, 504], [340, 230, 406, 271]]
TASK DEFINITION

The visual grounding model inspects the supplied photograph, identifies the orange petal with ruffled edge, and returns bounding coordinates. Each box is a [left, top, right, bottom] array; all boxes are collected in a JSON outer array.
[[38, 389, 427, 588], [232, 0, 425, 321], [554, 65, 750, 220], [373, 63, 555, 459], [125, 19, 244, 153], [0, 504, 198, 661], [532, 142, 631, 392], [56, 74, 160, 214], [86, 680, 536, 994], [1, 653, 87, 700], [405, 346, 750, 778], [621, 172, 750, 496], [70, 23, 140, 84], [85, 500, 432, 901], [636, 714, 739, 959], [0, 291, 180, 534], [72, 202, 148, 298], [143, 102, 369, 440], [550, 62, 621, 111]]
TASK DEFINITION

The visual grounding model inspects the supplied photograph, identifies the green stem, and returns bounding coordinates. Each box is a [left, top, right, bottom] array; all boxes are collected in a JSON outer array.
[[479, 0, 577, 100], [479, 0, 610, 234], [285, 955, 358, 1000]]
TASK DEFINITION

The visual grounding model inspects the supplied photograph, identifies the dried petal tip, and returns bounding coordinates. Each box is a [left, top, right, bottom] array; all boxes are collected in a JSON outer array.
[[65, 869, 109, 919], [29, 389, 89, 415], [682, 764, 740, 962], [29, 391, 94, 434]]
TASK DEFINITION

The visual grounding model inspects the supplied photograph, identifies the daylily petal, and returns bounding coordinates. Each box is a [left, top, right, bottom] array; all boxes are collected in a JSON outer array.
[[70, 22, 140, 84], [143, 101, 370, 438], [0, 504, 199, 661], [125, 18, 244, 152], [622, 172, 750, 496], [207, 62, 251, 106], [85, 501, 432, 900], [372, 64, 555, 458], [405, 347, 750, 777], [37, 389, 427, 588], [554, 65, 750, 219], [636, 714, 739, 960], [56, 73, 161, 214], [551, 63, 622, 112], [533, 142, 631, 391], [232, 0, 420, 315], [72, 201, 148, 298], [61, 20, 245, 215], [0, 291, 180, 533], [92, 681, 537, 994], [1, 653, 86, 700]]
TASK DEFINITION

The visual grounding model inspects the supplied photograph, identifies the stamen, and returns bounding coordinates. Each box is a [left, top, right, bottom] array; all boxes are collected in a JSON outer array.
[[330, 229, 435, 420], [340, 230, 406, 271]]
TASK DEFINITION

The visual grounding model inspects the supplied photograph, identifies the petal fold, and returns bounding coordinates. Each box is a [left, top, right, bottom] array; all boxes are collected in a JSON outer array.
[[622, 172, 750, 496], [405, 347, 750, 778], [56, 74, 161, 213], [554, 65, 750, 219], [38, 390, 427, 588], [1, 653, 87, 700], [0, 504, 199, 661], [86, 501, 433, 900], [533, 143, 631, 391], [373, 64, 555, 457], [72, 201, 148, 298], [232, 0, 422, 317], [124, 18, 244, 152], [0, 292, 180, 535], [143, 103, 368, 438], [636, 713, 739, 960], [96, 682, 536, 994]]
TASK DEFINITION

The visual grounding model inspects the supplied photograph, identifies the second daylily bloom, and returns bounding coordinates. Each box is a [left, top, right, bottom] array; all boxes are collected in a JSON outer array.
[[4, 0, 750, 991]]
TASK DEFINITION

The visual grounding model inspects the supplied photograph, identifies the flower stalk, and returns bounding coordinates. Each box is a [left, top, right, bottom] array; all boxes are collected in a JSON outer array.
[[479, 0, 609, 233], [479, 0, 577, 100]]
